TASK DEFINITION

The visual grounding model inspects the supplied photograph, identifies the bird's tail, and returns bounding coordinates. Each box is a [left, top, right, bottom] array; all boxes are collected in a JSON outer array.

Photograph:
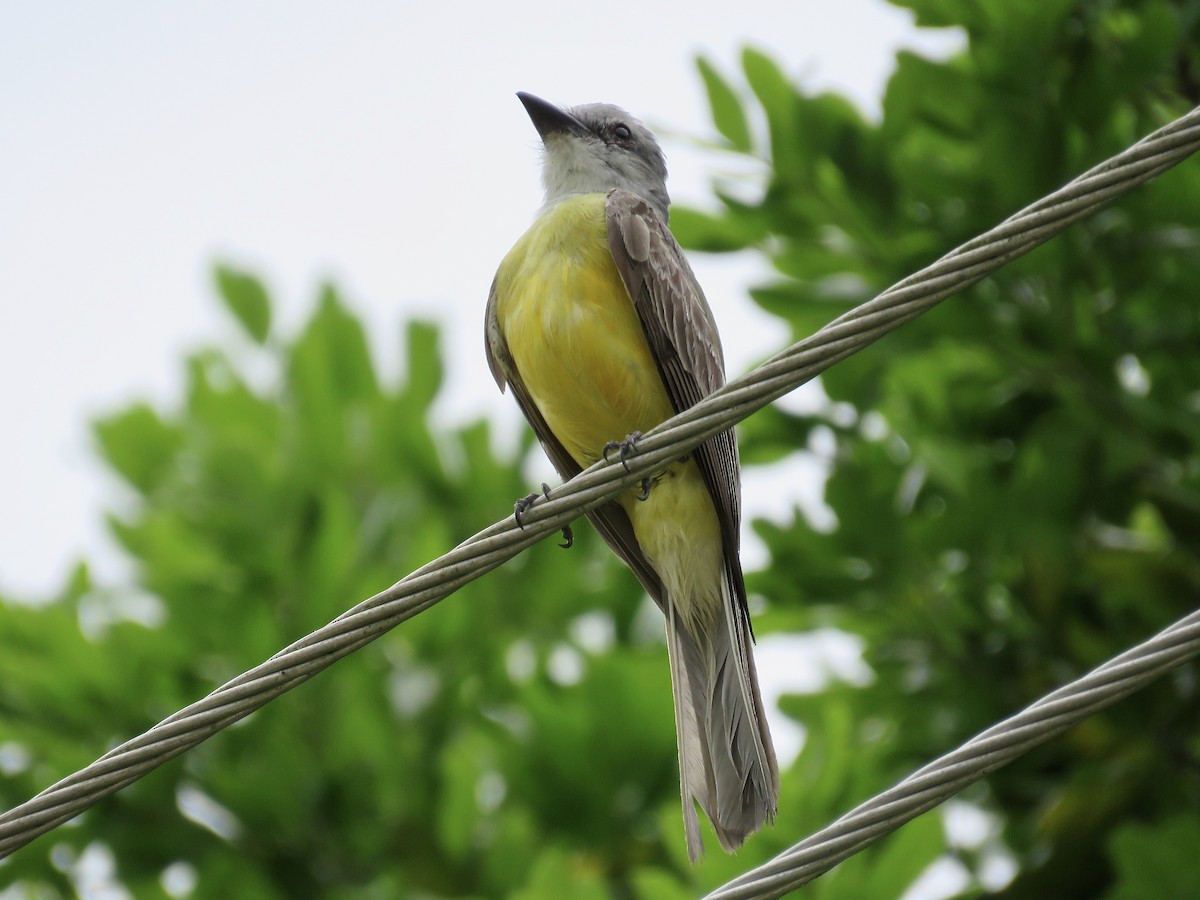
[[665, 576, 779, 862]]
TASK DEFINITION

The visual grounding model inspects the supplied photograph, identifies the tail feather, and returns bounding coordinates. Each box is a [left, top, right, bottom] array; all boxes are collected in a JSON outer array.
[[665, 599, 708, 862], [666, 576, 779, 861]]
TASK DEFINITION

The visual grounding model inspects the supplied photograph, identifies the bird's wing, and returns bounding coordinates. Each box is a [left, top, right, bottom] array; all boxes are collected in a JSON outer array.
[[485, 275, 666, 604], [604, 189, 749, 620]]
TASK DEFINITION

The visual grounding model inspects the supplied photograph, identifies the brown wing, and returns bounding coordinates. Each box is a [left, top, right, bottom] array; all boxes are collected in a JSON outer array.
[[604, 189, 750, 623], [485, 275, 666, 605]]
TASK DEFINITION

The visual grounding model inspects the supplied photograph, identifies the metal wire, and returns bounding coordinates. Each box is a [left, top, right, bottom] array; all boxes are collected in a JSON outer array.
[[1, 103, 1198, 861], [705, 610, 1200, 899]]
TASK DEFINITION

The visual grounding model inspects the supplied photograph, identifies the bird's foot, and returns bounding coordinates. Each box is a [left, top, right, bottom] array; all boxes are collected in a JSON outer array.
[[602, 431, 643, 472], [602, 433, 655, 500], [513, 482, 573, 549], [636, 477, 653, 501]]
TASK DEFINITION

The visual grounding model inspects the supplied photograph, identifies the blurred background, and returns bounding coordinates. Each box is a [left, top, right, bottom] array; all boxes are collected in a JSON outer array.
[[3, 1, 1200, 897], [0, 1, 959, 598]]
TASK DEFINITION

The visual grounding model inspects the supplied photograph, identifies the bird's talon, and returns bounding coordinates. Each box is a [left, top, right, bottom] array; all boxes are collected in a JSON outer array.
[[602, 431, 644, 472], [637, 477, 653, 501], [514, 491, 540, 529], [538, 483, 575, 549], [620, 431, 644, 471], [515, 484, 574, 548]]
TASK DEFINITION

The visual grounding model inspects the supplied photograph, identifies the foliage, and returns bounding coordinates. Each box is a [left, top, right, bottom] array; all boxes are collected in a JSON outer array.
[[680, 0, 1200, 896], [0, 283, 691, 896], [3, 1, 1200, 897]]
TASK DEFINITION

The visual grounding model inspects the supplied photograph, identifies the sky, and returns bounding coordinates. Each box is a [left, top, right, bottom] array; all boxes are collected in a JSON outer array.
[[0, 1, 963, 600]]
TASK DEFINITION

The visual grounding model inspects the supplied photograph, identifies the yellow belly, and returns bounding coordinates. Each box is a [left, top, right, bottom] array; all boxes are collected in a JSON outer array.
[[494, 193, 675, 467], [494, 193, 724, 625]]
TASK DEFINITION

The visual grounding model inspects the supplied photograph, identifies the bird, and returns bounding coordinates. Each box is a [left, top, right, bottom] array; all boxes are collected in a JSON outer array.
[[484, 92, 778, 862]]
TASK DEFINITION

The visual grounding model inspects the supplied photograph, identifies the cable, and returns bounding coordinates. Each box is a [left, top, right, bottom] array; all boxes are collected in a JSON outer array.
[[705, 609, 1200, 899], [1, 104, 1198, 860]]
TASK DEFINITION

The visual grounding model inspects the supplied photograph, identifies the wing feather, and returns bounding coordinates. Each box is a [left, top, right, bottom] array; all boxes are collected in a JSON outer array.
[[604, 190, 750, 628]]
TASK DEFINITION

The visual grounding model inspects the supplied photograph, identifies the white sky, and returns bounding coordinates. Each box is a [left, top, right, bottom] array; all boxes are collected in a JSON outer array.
[[0, 3, 963, 597]]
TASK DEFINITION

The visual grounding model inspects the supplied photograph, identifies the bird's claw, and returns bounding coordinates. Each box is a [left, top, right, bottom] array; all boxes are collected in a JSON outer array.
[[602, 431, 644, 472], [602, 433, 654, 500], [514, 491, 540, 529], [513, 483, 573, 549], [637, 477, 653, 501]]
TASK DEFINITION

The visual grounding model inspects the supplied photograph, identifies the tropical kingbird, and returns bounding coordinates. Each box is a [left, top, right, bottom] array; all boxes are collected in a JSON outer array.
[[485, 93, 779, 861]]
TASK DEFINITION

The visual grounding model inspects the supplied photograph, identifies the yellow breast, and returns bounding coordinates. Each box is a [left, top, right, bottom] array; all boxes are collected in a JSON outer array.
[[493, 193, 676, 468], [494, 192, 725, 629]]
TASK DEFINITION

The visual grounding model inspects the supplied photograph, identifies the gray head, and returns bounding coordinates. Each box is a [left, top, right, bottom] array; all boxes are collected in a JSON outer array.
[[517, 92, 670, 221]]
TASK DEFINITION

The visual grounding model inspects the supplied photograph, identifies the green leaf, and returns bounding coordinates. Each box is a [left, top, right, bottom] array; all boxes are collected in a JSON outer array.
[[742, 46, 798, 166], [214, 264, 272, 343], [696, 55, 752, 152], [400, 319, 443, 413], [1107, 815, 1200, 900], [93, 403, 184, 494]]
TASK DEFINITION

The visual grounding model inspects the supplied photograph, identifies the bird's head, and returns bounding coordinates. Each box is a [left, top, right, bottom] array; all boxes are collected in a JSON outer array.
[[518, 92, 670, 222]]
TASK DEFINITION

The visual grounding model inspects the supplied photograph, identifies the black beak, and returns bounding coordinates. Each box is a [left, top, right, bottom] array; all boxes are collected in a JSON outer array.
[[517, 92, 588, 141]]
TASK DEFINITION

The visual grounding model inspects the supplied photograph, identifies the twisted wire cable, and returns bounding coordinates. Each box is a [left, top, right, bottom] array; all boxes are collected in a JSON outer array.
[[1, 104, 1198, 859], [706, 609, 1200, 899]]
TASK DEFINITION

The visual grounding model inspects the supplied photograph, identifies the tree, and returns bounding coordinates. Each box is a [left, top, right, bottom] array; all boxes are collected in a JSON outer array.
[[0, 280, 695, 897], [675, 0, 1200, 895], [3, 1, 1200, 897]]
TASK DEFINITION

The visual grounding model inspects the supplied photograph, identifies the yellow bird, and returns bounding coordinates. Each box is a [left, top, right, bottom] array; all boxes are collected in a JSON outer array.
[[485, 93, 778, 861]]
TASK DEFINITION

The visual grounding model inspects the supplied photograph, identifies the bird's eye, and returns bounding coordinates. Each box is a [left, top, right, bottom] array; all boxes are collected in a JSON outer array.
[[613, 123, 632, 141]]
